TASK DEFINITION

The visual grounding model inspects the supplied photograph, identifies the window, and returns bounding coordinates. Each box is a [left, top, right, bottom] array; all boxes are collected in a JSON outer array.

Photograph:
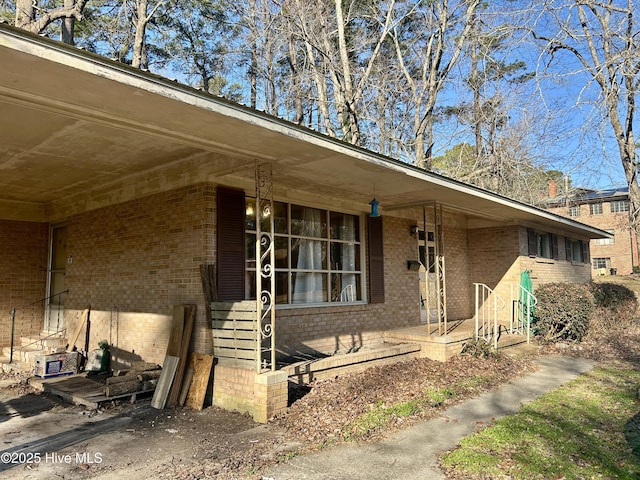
[[611, 200, 630, 213], [527, 229, 557, 259], [592, 257, 610, 270], [589, 203, 603, 215], [537, 233, 553, 259], [245, 199, 363, 305], [568, 205, 580, 217], [594, 230, 615, 245], [571, 240, 584, 262]]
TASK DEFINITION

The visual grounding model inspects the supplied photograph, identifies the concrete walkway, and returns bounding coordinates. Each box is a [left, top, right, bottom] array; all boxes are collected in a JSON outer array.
[[262, 355, 595, 480]]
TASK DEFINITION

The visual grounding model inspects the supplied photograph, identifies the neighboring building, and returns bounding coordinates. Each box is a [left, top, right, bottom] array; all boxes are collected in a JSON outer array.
[[544, 181, 639, 276], [0, 25, 609, 421]]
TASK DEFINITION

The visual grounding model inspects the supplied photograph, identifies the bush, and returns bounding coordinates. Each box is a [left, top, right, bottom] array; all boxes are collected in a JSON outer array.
[[532, 283, 593, 344], [587, 282, 638, 337], [533, 281, 639, 344]]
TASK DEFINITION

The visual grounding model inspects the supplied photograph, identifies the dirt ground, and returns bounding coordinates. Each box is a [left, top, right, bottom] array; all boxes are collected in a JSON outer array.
[[1, 329, 639, 480]]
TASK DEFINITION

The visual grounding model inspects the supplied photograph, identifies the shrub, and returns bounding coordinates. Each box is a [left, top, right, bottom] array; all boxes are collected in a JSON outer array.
[[587, 282, 638, 337], [532, 283, 593, 344]]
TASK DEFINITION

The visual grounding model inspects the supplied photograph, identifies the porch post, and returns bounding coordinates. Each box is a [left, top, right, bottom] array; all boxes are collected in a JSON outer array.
[[255, 163, 276, 372]]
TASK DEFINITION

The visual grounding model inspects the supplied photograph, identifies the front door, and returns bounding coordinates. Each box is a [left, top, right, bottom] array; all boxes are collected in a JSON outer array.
[[45, 224, 67, 332]]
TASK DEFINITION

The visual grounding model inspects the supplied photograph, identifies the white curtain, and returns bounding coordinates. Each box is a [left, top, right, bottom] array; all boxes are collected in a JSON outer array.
[[293, 208, 324, 303]]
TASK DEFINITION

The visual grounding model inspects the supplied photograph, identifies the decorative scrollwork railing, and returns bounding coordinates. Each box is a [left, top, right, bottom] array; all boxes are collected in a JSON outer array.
[[255, 163, 276, 372]]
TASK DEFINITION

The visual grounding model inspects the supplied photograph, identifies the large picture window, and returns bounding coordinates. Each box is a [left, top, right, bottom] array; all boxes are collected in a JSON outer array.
[[245, 199, 363, 305]]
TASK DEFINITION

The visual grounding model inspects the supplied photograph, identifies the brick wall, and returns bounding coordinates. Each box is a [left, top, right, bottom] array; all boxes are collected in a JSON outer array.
[[63, 184, 215, 366], [213, 365, 288, 423], [0, 220, 48, 346], [467, 226, 591, 322], [548, 203, 638, 275], [443, 224, 472, 319]]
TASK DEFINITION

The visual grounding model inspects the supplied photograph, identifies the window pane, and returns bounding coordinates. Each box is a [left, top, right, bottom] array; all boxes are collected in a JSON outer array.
[[245, 270, 256, 299], [245, 198, 256, 231], [246, 233, 256, 268], [275, 272, 289, 304], [273, 236, 288, 268], [273, 201, 288, 234], [330, 242, 360, 271], [291, 239, 327, 270], [292, 273, 327, 303], [330, 212, 359, 241], [331, 273, 361, 302], [291, 205, 327, 238]]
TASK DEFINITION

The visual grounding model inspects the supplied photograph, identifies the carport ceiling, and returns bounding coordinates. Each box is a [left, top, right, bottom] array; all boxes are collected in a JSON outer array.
[[0, 24, 607, 240]]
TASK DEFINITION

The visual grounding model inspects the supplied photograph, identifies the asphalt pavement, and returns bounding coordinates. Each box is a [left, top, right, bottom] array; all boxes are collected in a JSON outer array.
[[262, 355, 595, 480]]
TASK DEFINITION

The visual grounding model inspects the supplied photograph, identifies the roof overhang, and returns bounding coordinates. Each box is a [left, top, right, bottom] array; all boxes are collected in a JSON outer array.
[[0, 23, 609, 240]]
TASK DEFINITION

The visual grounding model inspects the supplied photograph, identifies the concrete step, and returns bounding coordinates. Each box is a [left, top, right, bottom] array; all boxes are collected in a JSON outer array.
[[1, 345, 48, 362], [0, 356, 33, 374], [20, 332, 68, 349]]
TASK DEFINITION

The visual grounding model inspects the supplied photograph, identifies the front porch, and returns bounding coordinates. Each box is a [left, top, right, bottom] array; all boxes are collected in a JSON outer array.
[[279, 318, 537, 385]]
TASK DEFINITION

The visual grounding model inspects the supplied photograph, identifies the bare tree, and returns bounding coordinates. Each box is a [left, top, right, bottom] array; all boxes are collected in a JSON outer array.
[[278, 0, 396, 145], [532, 0, 640, 232], [14, 0, 89, 43], [390, 0, 480, 169]]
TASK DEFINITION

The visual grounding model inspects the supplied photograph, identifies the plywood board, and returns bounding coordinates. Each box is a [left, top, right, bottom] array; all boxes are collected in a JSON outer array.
[[150, 355, 179, 410], [185, 353, 214, 411]]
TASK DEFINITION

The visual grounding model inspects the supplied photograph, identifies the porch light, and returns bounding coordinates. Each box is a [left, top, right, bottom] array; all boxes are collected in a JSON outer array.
[[410, 224, 419, 236], [369, 198, 380, 217]]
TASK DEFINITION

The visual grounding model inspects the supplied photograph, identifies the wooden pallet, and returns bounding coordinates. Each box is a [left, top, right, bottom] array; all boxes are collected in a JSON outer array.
[[30, 374, 153, 409]]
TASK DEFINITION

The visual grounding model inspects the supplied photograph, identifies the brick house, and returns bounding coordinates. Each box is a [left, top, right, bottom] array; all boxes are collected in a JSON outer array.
[[543, 181, 639, 276], [0, 25, 609, 421]]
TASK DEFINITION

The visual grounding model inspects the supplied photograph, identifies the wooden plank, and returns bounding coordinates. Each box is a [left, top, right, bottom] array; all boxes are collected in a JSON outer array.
[[105, 379, 142, 397], [185, 353, 214, 411], [213, 347, 256, 361], [212, 310, 257, 321], [69, 306, 91, 350], [212, 329, 256, 340], [212, 319, 257, 330], [211, 300, 256, 311], [178, 367, 194, 406], [211, 337, 256, 349], [167, 305, 185, 357], [150, 355, 179, 410], [166, 304, 196, 408]]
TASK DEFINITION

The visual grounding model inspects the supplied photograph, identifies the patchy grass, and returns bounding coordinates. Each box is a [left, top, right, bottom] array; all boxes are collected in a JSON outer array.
[[344, 387, 457, 441], [441, 366, 640, 479]]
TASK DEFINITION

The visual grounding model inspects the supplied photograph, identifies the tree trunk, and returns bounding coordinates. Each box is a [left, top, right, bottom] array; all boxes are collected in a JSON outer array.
[[61, 0, 75, 45], [132, 0, 148, 69]]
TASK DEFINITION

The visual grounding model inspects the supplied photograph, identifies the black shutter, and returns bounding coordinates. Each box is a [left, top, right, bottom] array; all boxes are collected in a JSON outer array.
[[552, 234, 559, 260], [527, 229, 537, 257], [217, 187, 245, 301], [583, 241, 590, 264], [367, 216, 385, 304], [565, 237, 572, 261]]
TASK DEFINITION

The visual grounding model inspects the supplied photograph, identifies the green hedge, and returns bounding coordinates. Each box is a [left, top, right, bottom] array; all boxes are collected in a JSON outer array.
[[532, 282, 637, 344]]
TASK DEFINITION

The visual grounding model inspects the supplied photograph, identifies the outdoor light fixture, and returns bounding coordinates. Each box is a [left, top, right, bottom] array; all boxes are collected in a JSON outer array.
[[369, 197, 380, 217], [410, 224, 419, 236]]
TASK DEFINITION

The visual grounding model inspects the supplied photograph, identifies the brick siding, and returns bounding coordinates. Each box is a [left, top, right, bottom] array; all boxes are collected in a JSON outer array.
[[63, 184, 215, 366], [0, 220, 48, 345], [548, 203, 638, 276]]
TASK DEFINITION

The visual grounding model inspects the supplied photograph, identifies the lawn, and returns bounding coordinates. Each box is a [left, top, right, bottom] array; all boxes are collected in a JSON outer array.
[[440, 364, 640, 479]]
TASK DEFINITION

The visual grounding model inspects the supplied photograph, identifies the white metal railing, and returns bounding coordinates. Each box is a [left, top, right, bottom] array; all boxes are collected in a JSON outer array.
[[474, 283, 506, 349], [510, 284, 537, 344]]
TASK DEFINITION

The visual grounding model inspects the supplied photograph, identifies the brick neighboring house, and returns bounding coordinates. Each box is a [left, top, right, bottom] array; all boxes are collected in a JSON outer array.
[[0, 25, 609, 421], [543, 181, 639, 276]]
